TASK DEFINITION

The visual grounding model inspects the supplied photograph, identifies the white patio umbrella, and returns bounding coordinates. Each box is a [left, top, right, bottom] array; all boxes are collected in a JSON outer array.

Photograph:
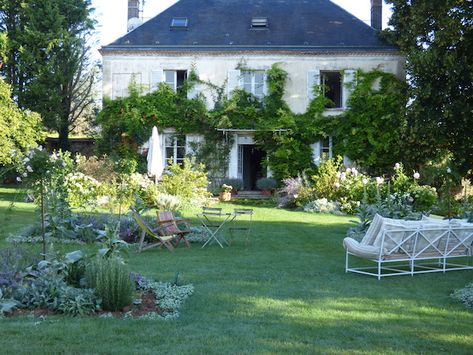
[[147, 126, 164, 184]]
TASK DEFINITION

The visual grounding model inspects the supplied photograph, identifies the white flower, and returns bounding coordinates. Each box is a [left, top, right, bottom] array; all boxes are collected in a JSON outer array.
[[352, 168, 358, 176], [340, 172, 347, 181], [447, 168, 452, 173], [26, 165, 33, 173], [336, 172, 341, 178], [37, 145, 43, 151], [394, 163, 401, 170], [23, 157, 30, 163], [346, 168, 352, 174], [413, 172, 420, 179], [334, 182, 340, 188], [376, 177, 384, 185], [16, 177, 22, 182], [362, 178, 369, 185], [22, 172, 28, 178]]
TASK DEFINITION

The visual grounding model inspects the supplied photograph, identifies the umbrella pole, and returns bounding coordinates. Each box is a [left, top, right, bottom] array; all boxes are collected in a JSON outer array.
[[155, 174, 158, 185]]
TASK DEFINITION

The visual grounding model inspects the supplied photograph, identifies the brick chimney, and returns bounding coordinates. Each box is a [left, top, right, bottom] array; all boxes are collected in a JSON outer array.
[[371, 0, 382, 31], [128, 0, 140, 21]]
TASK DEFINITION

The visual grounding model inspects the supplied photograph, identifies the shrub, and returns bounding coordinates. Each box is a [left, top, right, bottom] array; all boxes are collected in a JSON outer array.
[[154, 193, 182, 212], [451, 283, 473, 309], [65, 172, 101, 209], [16, 270, 98, 316], [311, 157, 343, 201], [85, 257, 134, 311], [278, 174, 314, 208], [75, 154, 117, 183], [410, 185, 438, 212], [256, 177, 277, 191], [304, 198, 341, 214], [160, 158, 211, 207]]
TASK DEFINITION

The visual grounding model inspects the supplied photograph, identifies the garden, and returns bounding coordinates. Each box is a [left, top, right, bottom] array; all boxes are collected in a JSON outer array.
[[0, 145, 472, 354]]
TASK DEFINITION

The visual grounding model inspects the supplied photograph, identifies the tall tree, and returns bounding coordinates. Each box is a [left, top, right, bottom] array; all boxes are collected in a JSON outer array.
[[0, 0, 96, 150], [384, 0, 473, 178]]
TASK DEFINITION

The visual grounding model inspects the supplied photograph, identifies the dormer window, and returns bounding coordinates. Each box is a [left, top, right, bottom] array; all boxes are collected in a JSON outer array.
[[171, 17, 188, 29], [251, 17, 268, 29]]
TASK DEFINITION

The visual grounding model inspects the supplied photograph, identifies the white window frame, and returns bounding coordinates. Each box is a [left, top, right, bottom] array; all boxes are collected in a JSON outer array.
[[164, 70, 178, 92], [164, 134, 186, 166], [320, 71, 343, 109], [241, 70, 266, 98]]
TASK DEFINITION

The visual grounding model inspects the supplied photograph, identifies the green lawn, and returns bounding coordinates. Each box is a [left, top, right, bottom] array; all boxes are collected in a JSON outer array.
[[0, 187, 472, 354]]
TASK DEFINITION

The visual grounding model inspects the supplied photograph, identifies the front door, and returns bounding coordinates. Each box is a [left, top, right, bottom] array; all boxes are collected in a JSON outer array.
[[241, 145, 265, 190]]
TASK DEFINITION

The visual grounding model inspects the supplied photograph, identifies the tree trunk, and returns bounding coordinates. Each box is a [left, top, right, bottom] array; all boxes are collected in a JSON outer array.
[[58, 119, 70, 151]]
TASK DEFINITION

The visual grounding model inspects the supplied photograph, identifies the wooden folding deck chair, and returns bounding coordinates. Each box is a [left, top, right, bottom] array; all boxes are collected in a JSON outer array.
[[131, 209, 177, 253], [157, 211, 192, 248]]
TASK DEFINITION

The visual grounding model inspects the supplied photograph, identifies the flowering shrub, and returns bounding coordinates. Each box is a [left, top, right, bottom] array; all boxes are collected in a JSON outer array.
[[304, 199, 341, 215], [278, 174, 313, 208], [160, 158, 211, 207], [65, 172, 101, 209], [410, 185, 437, 212]]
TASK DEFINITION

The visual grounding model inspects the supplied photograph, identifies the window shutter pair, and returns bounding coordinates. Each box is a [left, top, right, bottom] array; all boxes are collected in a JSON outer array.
[[307, 69, 357, 107]]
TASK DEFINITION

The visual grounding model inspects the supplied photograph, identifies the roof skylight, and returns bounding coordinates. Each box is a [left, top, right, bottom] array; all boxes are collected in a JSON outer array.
[[251, 17, 268, 29], [171, 17, 188, 29]]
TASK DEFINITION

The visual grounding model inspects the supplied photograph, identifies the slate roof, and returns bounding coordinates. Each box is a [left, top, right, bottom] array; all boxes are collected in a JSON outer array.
[[102, 0, 398, 53]]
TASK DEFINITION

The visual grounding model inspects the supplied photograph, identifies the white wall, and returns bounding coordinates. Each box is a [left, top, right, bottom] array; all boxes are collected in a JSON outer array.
[[102, 52, 405, 114]]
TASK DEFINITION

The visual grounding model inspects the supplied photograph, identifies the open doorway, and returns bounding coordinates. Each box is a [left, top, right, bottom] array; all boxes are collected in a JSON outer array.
[[241, 145, 266, 190]]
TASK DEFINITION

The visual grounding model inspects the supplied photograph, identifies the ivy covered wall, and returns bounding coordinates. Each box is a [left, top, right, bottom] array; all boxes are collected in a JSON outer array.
[[96, 65, 407, 180]]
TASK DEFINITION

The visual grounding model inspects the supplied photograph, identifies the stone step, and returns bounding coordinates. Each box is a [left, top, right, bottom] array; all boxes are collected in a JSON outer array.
[[232, 191, 273, 199]]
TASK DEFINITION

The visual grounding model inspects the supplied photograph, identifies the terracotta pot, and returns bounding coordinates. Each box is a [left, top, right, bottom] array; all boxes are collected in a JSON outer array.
[[219, 191, 232, 201], [261, 189, 273, 196]]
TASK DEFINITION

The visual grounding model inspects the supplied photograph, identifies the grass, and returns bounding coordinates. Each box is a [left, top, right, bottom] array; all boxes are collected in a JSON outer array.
[[0, 186, 472, 354]]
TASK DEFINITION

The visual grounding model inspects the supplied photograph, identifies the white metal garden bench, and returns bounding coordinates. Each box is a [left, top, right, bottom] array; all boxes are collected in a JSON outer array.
[[343, 214, 473, 279]]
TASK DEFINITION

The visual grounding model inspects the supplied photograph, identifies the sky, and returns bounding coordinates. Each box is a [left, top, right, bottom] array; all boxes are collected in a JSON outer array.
[[90, 0, 393, 59]]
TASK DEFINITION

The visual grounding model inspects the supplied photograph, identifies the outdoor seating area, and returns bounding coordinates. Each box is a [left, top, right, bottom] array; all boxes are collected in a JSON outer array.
[[134, 207, 254, 252], [344, 214, 473, 279]]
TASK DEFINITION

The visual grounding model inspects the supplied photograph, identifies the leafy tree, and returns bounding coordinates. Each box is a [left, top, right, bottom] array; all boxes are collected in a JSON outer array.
[[0, 0, 97, 150], [0, 78, 42, 167], [384, 0, 473, 178]]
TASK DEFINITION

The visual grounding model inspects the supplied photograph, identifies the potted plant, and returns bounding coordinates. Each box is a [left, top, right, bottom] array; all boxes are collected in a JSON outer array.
[[256, 178, 277, 196], [219, 184, 233, 201], [223, 178, 244, 195]]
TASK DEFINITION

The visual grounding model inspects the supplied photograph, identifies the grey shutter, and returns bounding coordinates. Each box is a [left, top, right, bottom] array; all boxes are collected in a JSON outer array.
[[342, 69, 356, 109], [227, 69, 241, 98], [307, 70, 320, 101]]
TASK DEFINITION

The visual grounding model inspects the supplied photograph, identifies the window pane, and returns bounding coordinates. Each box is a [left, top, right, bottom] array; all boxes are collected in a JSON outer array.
[[166, 147, 174, 162], [242, 71, 252, 93], [176, 135, 186, 147], [176, 147, 186, 159], [254, 72, 264, 97], [165, 135, 174, 147], [164, 70, 175, 90]]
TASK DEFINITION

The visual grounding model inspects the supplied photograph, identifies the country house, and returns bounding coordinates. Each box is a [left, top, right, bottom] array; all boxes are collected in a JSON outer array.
[[100, 0, 404, 189]]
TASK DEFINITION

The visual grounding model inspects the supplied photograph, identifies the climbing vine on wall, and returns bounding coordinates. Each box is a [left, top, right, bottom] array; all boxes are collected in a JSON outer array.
[[95, 65, 407, 181]]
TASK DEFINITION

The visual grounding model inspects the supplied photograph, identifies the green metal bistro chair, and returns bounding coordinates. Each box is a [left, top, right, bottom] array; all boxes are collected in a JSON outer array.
[[228, 208, 254, 245]]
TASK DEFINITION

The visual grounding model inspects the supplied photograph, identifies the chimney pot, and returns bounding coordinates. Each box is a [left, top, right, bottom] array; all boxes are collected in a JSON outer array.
[[371, 0, 382, 31]]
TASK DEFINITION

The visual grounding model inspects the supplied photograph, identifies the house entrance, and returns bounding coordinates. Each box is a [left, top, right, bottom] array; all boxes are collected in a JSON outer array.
[[240, 145, 266, 190]]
